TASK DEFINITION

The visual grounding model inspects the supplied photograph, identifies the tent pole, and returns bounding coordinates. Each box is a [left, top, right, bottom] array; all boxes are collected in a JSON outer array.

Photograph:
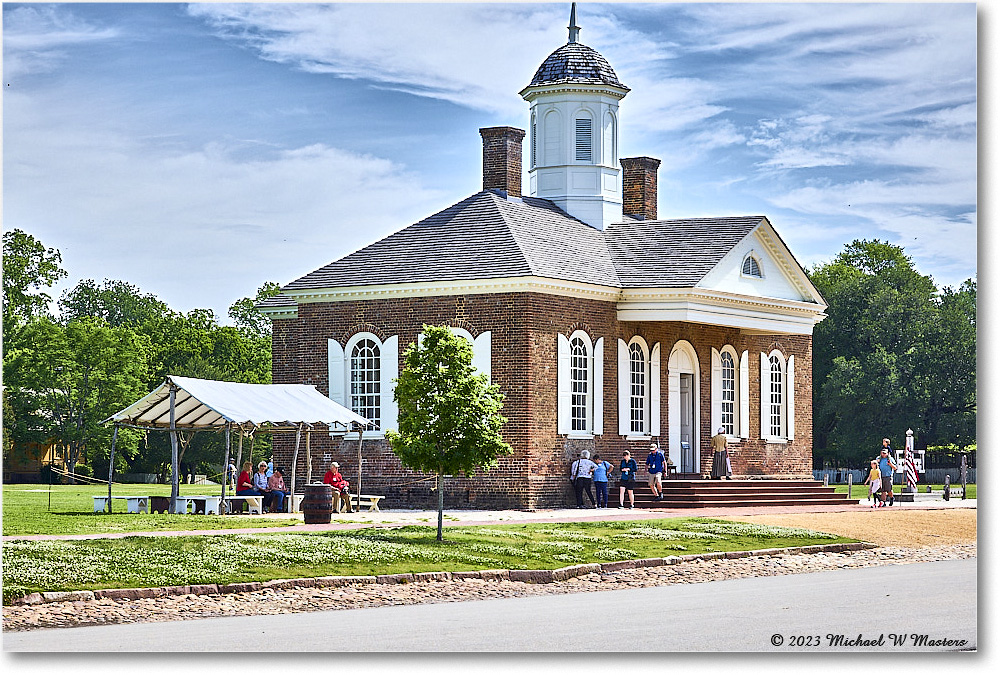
[[356, 427, 363, 511], [169, 384, 180, 514], [305, 428, 312, 485], [235, 431, 244, 489], [290, 423, 302, 504], [107, 424, 119, 514], [221, 424, 230, 511]]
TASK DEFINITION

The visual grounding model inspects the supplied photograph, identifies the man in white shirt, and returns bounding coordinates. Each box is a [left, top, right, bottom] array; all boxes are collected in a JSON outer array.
[[570, 450, 598, 508]]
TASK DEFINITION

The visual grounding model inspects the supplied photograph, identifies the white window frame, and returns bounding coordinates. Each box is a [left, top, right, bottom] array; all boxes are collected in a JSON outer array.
[[557, 331, 603, 437], [329, 332, 398, 439], [742, 253, 764, 279], [618, 336, 658, 438], [711, 346, 749, 440], [759, 349, 794, 443], [416, 327, 491, 383], [575, 115, 593, 162]]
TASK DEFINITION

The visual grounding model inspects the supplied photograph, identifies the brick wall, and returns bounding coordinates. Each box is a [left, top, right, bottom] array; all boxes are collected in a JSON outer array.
[[271, 292, 815, 509]]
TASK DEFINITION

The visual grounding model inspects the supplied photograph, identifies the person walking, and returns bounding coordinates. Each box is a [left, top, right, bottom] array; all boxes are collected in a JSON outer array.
[[878, 440, 897, 507], [646, 443, 665, 500], [618, 450, 638, 509], [710, 427, 731, 479], [592, 453, 613, 508], [570, 450, 597, 508], [865, 459, 881, 507]]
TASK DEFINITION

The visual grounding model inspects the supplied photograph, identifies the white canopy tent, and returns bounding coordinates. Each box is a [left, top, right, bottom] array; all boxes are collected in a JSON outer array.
[[103, 376, 369, 513]]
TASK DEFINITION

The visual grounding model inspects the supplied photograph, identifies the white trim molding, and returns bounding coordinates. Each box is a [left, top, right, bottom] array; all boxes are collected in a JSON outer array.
[[284, 276, 622, 305], [617, 287, 826, 335]]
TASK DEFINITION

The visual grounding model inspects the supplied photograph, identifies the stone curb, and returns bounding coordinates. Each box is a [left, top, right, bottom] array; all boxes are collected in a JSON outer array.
[[9, 542, 877, 605]]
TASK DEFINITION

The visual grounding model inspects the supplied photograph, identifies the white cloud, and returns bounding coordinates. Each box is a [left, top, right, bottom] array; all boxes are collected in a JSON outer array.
[[3, 5, 119, 77], [186, 3, 569, 117], [3, 91, 445, 316]]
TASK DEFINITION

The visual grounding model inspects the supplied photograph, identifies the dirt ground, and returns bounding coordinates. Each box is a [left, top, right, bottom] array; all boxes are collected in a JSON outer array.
[[718, 508, 977, 548]]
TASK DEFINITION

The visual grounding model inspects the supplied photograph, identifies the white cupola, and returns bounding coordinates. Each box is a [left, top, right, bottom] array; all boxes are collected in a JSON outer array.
[[519, 3, 630, 230]]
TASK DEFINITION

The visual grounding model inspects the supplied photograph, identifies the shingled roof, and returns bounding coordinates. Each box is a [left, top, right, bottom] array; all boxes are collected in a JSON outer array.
[[606, 216, 764, 288], [527, 42, 628, 90], [281, 190, 620, 293], [273, 194, 772, 303]]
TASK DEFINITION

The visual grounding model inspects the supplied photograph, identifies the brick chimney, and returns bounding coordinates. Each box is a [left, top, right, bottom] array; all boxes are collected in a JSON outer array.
[[621, 156, 661, 220], [480, 126, 526, 197]]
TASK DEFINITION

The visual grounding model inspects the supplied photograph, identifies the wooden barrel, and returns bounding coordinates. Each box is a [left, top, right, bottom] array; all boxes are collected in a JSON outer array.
[[301, 483, 333, 524]]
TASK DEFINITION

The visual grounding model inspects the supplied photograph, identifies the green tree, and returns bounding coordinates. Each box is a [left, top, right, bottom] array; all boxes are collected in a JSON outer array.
[[58, 279, 171, 328], [5, 317, 150, 480], [387, 325, 512, 541], [229, 281, 281, 340], [2, 228, 67, 335], [809, 240, 975, 466]]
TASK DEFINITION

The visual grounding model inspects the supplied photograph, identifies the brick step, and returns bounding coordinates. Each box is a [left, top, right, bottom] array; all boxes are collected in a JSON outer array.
[[648, 492, 845, 502], [659, 485, 837, 494], [639, 497, 850, 508]]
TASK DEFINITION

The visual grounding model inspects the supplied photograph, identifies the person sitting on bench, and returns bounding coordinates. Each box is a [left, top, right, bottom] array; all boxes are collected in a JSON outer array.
[[267, 467, 287, 513], [234, 461, 258, 513], [323, 462, 354, 513]]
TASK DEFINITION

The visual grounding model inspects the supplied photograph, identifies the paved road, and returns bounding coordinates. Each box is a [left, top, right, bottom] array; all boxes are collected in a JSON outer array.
[[5, 559, 975, 652]]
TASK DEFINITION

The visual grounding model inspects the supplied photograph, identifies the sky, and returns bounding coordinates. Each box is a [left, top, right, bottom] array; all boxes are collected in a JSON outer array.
[[3, 2, 979, 321]]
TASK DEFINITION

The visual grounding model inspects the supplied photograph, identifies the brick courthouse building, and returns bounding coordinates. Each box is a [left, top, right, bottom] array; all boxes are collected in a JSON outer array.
[[260, 8, 827, 509]]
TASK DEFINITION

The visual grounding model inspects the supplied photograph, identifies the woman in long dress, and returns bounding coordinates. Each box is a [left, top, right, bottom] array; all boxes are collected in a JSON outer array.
[[710, 427, 731, 479]]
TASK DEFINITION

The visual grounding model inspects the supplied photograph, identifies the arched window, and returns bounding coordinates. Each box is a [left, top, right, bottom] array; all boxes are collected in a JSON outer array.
[[603, 112, 616, 165], [768, 354, 783, 438], [350, 339, 381, 429], [558, 331, 603, 436], [570, 337, 589, 431], [721, 351, 736, 435], [629, 342, 647, 433], [742, 254, 763, 278]]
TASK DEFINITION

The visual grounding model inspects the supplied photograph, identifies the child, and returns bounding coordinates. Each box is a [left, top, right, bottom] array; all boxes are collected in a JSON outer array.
[[865, 459, 882, 508]]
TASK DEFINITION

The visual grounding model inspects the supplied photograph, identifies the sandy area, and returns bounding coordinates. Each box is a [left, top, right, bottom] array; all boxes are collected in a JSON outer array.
[[716, 509, 977, 548]]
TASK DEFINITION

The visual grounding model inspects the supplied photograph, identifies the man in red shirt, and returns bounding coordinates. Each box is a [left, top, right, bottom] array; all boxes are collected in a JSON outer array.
[[322, 462, 354, 513]]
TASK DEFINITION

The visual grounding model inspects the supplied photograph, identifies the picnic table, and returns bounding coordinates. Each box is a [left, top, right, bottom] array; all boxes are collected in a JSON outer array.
[[92, 495, 150, 514]]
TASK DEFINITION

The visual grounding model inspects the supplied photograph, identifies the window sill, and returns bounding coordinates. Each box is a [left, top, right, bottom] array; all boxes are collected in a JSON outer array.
[[763, 438, 788, 445], [625, 435, 651, 441], [567, 433, 595, 440]]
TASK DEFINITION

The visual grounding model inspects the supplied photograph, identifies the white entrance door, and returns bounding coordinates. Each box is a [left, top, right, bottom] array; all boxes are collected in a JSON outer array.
[[680, 373, 695, 472], [668, 340, 700, 474]]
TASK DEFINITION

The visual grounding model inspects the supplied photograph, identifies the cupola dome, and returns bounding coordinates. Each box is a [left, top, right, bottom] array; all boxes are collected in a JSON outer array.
[[528, 42, 628, 90]]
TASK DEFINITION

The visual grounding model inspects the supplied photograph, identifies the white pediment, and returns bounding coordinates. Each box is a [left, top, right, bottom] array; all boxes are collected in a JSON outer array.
[[696, 220, 822, 304]]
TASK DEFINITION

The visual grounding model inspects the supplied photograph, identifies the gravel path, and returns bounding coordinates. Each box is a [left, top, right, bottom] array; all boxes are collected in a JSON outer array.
[[3, 543, 975, 633]]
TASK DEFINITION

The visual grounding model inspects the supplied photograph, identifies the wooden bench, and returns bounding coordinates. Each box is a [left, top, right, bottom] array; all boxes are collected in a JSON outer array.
[[174, 495, 224, 515], [93, 496, 150, 514], [223, 495, 265, 514], [225, 493, 305, 514], [351, 494, 385, 512]]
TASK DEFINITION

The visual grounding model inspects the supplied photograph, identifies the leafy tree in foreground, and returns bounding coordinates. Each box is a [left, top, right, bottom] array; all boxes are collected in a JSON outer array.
[[387, 325, 512, 541]]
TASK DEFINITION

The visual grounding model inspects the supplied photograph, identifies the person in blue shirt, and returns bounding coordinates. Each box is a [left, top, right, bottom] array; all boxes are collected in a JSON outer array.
[[878, 439, 897, 507], [592, 453, 613, 508], [619, 451, 638, 509], [646, 443, 665, 500]]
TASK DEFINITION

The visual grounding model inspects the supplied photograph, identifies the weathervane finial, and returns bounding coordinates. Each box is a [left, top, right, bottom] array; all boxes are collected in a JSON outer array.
[[568, 2, 581, 43]]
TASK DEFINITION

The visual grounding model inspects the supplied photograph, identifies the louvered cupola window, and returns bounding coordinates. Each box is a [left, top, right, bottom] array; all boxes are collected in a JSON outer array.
[[531, 117, 537, 168], [575, 118, 593, 161]]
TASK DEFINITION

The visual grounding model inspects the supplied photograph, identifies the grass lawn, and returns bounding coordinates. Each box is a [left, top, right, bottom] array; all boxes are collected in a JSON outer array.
[[834, 483, 977, 500], [2, 483, 297, 536], [2, 518, 857, 603]]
